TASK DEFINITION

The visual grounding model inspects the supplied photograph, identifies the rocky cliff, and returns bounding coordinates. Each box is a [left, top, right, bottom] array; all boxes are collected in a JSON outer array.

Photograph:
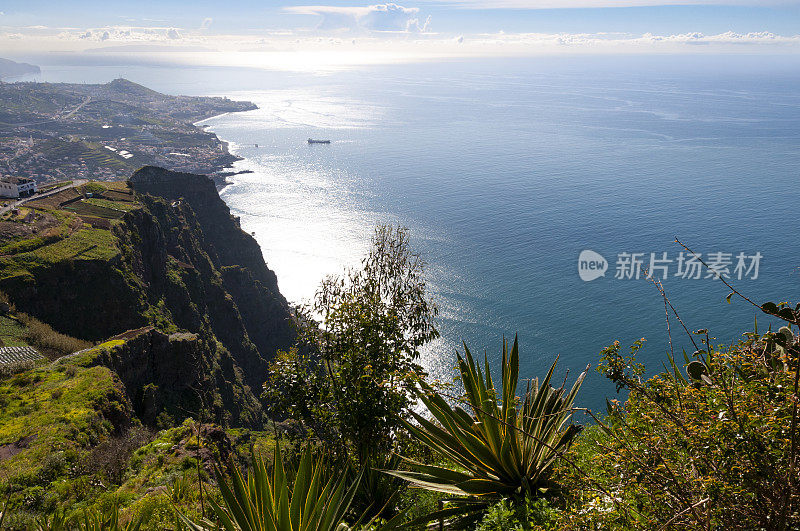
[[0, 168, 296, 427], [129, 166, 294, 365], [67, 328, 264, 428]]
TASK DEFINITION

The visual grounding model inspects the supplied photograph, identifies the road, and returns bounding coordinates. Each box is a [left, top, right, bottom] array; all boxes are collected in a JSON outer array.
[[0, 179, 87, 216], [62, 96, 91, 120]]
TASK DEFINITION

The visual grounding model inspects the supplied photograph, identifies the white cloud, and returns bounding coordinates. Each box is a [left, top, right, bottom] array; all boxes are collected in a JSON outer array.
[[4, 23, 800, 63], [286, 3, 431, 33], [64, 26, 192, 43], [462, 29, 800, 49], [201, 17, 213, 30], [416, 0, 796, 7]]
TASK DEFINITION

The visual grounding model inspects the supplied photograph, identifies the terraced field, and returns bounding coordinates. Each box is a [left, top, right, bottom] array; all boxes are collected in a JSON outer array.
[[63, 200, 127, 219], [38, 139, 137, 172], [0, 346, 44, 365]]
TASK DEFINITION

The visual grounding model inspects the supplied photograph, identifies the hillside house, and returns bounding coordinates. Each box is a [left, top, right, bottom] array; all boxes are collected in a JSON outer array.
[[0, 176, 37, 198]]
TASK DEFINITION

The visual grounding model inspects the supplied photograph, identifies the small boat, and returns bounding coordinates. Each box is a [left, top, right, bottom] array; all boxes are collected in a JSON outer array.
[[307, 138, 331, 144], [254, 143, 258, 148]]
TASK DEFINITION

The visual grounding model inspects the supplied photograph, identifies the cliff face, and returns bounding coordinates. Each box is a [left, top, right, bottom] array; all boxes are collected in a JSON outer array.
[[130, 166, 295, 368], [0, 168, 296, 426], [72, 328, 264, 428]]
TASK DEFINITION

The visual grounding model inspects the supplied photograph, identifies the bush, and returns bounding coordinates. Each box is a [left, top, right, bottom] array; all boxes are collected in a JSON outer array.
[[17, 313, 91, 358], [476, 497, 558, 531], [85, 426, 153, 486], [560, 322, 800, 529]]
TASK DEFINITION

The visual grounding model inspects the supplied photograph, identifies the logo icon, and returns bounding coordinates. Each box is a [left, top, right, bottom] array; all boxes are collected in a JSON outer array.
[[578, 250, 607, 282]]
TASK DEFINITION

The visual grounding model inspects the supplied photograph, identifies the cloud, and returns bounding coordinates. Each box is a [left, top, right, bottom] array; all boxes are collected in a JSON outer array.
[[463, 29, 800, 49], [201, 17, 213, 30], [286, 3, 431, 33], [66, 26, 190, 43], [416, 0, 795, 7]]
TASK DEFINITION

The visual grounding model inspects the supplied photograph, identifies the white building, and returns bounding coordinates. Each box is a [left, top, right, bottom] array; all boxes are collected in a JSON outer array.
[[0, 176, 37, 199]]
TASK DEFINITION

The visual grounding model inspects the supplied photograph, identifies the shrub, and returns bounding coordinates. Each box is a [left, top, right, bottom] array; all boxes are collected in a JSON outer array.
[[85, 427, 153, 486], [560, 321, 800, 529], [17, 313, 91, 358], [476, 497, 558, 531]]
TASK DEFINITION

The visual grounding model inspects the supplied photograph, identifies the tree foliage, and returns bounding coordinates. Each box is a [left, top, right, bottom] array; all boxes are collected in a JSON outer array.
[[263, 225, 439, 460]]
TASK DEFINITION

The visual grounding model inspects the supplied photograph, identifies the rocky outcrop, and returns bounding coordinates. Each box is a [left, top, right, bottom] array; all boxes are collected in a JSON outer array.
[[78, 328, 264, 428]]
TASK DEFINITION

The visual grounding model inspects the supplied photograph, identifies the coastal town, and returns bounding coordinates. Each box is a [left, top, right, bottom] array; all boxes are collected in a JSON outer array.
[[0, 78, 256, 184]]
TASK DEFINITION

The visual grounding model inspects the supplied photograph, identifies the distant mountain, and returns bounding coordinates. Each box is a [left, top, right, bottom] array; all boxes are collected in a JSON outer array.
[[0, 58, 40, 79]]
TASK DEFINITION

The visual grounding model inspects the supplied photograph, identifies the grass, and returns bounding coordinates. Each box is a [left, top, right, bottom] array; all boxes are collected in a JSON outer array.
[[0, 211, 75, 256], [63, 200, 127, 219], [63, 339, 126, 367], [16, 313, 92, 358], [0, 227, 120, 282], [84, 198, 138, 212], [0, 364, 124, 481], [0, 315, 28, 347]]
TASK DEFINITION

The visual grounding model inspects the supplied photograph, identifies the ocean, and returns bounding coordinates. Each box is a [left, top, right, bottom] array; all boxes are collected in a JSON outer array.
[[21, 54, 800, 412]]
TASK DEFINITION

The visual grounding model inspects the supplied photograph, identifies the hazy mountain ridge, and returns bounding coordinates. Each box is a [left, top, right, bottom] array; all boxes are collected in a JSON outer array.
[[0, 58, 40, 80]]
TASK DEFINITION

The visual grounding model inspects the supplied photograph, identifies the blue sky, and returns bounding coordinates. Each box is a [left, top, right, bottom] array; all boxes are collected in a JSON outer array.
[[2, 1, 800, 67], [1, 0, 799, 34]]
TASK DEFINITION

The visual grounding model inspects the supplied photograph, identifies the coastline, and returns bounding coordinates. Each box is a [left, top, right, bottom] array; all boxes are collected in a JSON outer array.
[[194, 108, 258, 188]]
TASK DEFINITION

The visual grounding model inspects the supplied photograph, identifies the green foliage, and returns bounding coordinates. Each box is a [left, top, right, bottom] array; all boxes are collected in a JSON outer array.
[[17, 313, 92, 358], [80, 183, 108, 197], [263, 225, 438, 461], [475, 496, 557, 531], [179, 445, 362, 531], [0, 227, 119, 282], [0, 364, 126, 479], [74, 499, 142, 530], [389, 337, 586, 528], [560, 323, 800, 529]]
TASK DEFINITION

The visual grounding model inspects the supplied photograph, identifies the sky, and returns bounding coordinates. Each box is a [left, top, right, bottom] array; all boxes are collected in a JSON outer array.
[[1, 1, 800, 70]]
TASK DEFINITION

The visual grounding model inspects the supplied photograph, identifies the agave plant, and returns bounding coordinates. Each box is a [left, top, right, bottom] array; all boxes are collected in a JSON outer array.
[[178, 444, 362, 531], [388, 336, 587, 527], [36, 509, 68, 531], [77, 501, 142, 531]]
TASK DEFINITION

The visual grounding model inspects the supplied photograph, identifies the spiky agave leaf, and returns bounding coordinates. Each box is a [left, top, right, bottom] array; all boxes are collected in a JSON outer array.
[[387, 336, 587, 528], [178, 444, 362, 531]]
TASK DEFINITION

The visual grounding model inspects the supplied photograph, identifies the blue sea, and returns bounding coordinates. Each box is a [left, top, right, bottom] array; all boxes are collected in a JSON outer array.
[[20, 54, 800, 413]]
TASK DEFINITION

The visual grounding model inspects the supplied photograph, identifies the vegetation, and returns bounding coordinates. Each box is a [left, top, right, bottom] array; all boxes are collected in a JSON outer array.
[[557, 318, 800, 529], [389, 337, 586, 528], [179, 445, 363, 531], [4, 190, 800, 531], [263, 225, 438, 456], [16, 312, 92, 358]]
